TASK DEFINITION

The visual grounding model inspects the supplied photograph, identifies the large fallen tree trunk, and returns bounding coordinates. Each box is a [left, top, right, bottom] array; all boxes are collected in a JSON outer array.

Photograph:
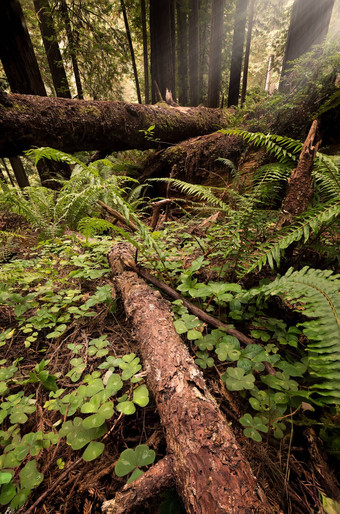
[[139, 131, 244, 184], [105, 243, 271, 513], [0, 93, 229, 157]]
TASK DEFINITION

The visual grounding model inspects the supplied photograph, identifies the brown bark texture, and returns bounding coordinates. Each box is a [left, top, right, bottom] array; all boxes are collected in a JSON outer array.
[[278, 119, 321, 227], [107, 243, 271, 514], [102, 456, 175, 513], [140, 132, 243, 185], [0, 93, 229, 157]]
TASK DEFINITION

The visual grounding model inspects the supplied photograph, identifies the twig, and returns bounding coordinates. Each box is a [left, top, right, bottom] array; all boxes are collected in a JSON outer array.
[[97, 200, 138, 232], [128, 263, 276, 375], [24, 458, 83, 514]]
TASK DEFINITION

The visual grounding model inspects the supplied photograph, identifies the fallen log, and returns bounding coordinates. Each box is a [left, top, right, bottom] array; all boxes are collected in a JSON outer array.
[[106, 243, 271, 513], [139, 131, 243, 185], [0, 93, 229, 157]]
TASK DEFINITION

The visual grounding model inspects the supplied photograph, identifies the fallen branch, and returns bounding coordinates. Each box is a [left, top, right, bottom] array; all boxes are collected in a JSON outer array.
[[106, 243, 271, 513], [102, 456, 175, 513], [97, 200, 138, 232]]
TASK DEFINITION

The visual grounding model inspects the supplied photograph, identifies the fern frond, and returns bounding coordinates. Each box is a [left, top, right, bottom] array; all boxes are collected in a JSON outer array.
[[245, 201, 340, 273], [25, 147, 87, 169], [240, 267, 340, 403], [220, 129, 302, 164], [77, 217, 114, 240], [149, 178, 233, 213]]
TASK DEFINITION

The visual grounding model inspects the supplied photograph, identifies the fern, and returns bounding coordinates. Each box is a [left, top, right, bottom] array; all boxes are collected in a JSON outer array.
[[149, 178, 234, 213], [240, 267, 340, 404], [220, 129, 302, 164], [244, 201, 340, 273]]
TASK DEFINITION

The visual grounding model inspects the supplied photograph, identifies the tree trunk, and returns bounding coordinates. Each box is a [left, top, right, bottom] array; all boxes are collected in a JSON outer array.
[[0, 0, 46, 96], [1, 159, 15, 187], [9, 156, 29, 188], [207, 0, 225, 108], [33, 0, 71, 98], [105, 243, 271, 514], [240, 0, 255, 106], [150, 0, 176, 103], [59, 0, 83, 99], [279, 0, 335, 91], [227, 0, 248, 107], [176, 0, 189, 105], [0, 93, 229, 157], [121, 0, 142, 104], [278, 119, 321, 228], [141, 0, 150, 104], [0, 0, 70, 187], [188, 0, 200, 106], [140, 131, 243, 185]]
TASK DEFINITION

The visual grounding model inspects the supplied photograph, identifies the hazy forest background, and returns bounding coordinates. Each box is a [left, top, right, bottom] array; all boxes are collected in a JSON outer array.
[[0, 0, 340, 513]]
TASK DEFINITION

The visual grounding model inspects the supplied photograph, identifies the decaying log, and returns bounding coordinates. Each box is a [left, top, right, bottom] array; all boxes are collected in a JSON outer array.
[[102, 456, 175, 513], [140, 131, 243, 185], [106, 243, 271, 514], [0, 93, 229, 157], [278, 119, 321, 228]]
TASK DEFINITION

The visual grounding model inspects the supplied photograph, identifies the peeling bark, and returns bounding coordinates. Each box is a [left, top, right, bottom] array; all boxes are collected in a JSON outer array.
[[140, 132, 243, 184], [278, 119, 321, 228], [107, 243, 271, 514], [102, 456, 175, 513], [0, 93, 229, 157]]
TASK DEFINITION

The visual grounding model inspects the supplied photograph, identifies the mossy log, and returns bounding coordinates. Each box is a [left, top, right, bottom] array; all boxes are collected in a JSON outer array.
[[0, 92, 230, 157], [140, 131, 244, 185], [106, 243, 271, 514]]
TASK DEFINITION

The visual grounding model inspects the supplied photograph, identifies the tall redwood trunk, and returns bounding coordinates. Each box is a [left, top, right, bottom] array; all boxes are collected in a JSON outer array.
[[176, 0, 189, 105], [240, 0, 254, 106], [9, 157, 29, 188], [121, 0, 142, 104], [280, 0, 335, 91], [141, 0, 150, 104], [59, 0, 83, 99], [207, 0, 225, 108], [188, 0, 199, 106], [227, 0, 248, 107], [0, 0, 70, 187], [150, 0, 176, 102], [33, 0, 71, 98]]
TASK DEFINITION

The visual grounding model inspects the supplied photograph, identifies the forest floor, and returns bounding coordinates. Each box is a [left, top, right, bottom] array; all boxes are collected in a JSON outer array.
[[0, 205, 340, 514]]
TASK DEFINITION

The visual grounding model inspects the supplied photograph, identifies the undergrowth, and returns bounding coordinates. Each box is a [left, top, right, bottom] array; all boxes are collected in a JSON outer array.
[[1, 135, 340, 511]]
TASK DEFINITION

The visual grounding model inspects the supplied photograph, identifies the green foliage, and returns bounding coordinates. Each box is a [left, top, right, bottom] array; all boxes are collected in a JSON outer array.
[[240, 267, 340, 404], [115, 444, 156, 483]]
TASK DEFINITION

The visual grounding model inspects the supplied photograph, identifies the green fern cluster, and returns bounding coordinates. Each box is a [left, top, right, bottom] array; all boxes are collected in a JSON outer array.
[[241, 267, 340, 404]]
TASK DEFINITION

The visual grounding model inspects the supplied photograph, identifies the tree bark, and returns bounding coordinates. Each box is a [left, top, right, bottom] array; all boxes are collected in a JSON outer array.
[[150, 0, 176, 103], [176, 0, 189, 105], [241, 0, 255, 106], [106, 243, 271, 513], [121, 0, 142, 104], [278, 119, 321, 228], [227, 0, 248, 107], [140, 131, 243, 184], [0, 0, 70, 187], [9, 156, 29, 188], [141, 0, 150, 104], [188, 0, 200, 106], [207, 0, 225, 108], [102, 456, 175, 513], [279, 0, 335, 91], [33, 0, 71, 98], [59, 0, 83, 99], [0, 93, 229, 157]]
